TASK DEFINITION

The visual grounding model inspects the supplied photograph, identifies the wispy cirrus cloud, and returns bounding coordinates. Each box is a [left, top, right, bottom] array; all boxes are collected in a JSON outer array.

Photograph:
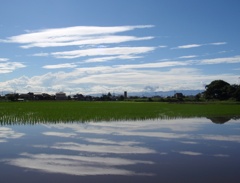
[[158, 45, 168, 48], [42, 60, 190, 71], [0, 58, 9, 62], [32, 53, 49, 57], [0, 60, 26, 73], [178, 55, 198, 59], [43, 63, 78, 69], [174, 44, 202, 49], [172, 42, 227, 49], [83, 55, 142, 63], [50, 46, 155, 59], [115, 61, 190, 69], [199, 55, 240, 64], [209, 42, 227, 45], [1, 25, 154, 49]]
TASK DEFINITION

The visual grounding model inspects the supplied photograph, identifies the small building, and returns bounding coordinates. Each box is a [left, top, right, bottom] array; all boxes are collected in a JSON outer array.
[[19, 93, 32, 100], [56, 92, 67, 100]]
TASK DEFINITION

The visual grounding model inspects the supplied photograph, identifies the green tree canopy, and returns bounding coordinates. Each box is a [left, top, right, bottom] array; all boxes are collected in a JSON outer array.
[[204, 80, 231, 100]]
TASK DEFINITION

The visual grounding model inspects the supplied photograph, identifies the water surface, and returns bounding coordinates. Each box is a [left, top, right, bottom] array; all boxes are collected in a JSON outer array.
[[0, 118, 240, 183]]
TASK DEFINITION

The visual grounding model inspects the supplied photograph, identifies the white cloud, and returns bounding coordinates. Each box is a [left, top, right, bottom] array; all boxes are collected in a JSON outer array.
[[51, 46, 155, 59], [0, 61, 26, 74], [83, 55, 142, 63], [69, 64, 196, 88], [71, 68, 193, 90], [199, 55, 240, 64], [173, 42, 226, 49], [1, 25, 154, 48], [158, 45, 168, 48], [115, 61, 190, 69], [1, 62, 239, 94], [0, 58, 9, 62], [210, 42, 227, 45], [22, 35, 153, 48], [173, 44, 202, 49], [0, 24, 234, 95], [32, 53, 49, 57], [178, 55, 197, 59], [1, 54, 239, 94], [43, 63, 78, 69]]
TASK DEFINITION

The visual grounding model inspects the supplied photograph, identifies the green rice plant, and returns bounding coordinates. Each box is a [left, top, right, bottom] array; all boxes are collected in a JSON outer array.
[[0, 101, 239, 124]]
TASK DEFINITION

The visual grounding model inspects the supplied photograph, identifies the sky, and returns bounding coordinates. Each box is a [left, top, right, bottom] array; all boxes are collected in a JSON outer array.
[[0, 0, 240, 95]]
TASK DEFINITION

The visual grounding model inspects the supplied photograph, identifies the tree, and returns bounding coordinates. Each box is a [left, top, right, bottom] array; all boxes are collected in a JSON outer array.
[[195, 93, 201, 101], [204, 80, 231, 100], [231, 84, 240, 101], [101, 92, 112, 101]]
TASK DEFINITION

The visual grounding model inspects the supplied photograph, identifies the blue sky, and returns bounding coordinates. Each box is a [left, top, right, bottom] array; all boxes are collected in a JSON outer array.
[[0, 0, 240, 95]]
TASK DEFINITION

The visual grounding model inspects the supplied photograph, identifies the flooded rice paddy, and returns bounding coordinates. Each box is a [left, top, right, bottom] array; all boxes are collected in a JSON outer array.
[[0, 117, 240, 183]]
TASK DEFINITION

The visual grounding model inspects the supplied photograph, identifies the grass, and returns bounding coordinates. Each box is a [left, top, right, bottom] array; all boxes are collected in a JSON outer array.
[[0, 101, 239, 124]]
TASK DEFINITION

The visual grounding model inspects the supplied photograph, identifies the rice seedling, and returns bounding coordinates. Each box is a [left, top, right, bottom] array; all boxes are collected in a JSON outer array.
[[0, 101, 239, 124]]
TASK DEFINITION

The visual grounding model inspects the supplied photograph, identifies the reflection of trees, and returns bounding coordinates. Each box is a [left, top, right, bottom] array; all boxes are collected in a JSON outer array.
[[207, 117, 232, 124], [232, 116, 240, 120]]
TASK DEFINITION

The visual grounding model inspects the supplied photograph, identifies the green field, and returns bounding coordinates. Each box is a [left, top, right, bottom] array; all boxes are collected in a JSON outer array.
[[0, 101, 239, 124]]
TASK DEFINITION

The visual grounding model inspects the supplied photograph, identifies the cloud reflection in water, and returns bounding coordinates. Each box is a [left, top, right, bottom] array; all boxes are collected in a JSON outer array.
[[0, 127, 25, 143], [5, 153, 154, 176], [50, 142, 156, 154], [2, 118, 240, 178]]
